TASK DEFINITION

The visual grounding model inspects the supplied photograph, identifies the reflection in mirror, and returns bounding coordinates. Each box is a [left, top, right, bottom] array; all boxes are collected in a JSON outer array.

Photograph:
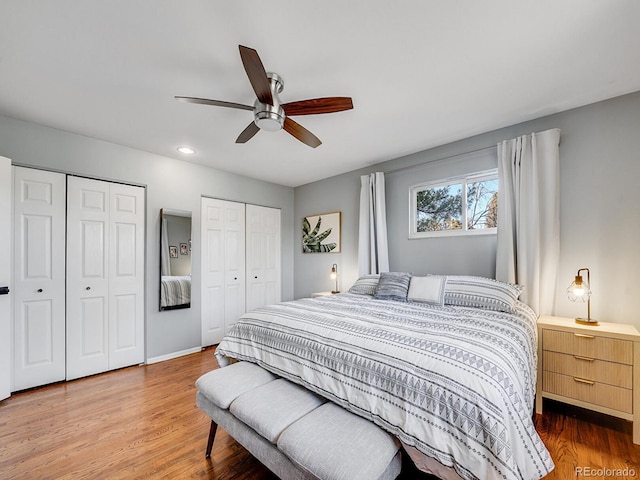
[[160, 208, 192, 311]]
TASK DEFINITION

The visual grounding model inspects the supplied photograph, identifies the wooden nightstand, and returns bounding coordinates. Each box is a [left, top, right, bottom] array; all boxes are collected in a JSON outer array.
[[536, 315, 640, 444]]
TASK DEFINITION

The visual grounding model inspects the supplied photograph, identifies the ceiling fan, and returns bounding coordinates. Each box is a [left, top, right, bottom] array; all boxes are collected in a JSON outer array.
[[175, 45, 353, 148]]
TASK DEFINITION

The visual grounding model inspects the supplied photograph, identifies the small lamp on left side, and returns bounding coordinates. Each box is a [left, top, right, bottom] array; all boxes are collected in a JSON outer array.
[[330, 264, 339, 294]]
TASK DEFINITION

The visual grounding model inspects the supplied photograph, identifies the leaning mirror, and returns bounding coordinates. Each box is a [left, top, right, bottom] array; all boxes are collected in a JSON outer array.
[[160, 208, 192, 311]]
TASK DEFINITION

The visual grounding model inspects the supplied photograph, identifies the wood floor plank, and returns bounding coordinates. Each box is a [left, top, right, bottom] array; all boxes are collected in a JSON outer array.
[[1, 348, 638, 479]]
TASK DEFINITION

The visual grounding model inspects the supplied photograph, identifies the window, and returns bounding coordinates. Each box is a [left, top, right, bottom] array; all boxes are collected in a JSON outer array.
[[410, 170, 498, 238]]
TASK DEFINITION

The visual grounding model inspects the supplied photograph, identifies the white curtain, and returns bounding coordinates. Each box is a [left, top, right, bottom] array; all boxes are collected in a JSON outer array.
[[496, 128, 560, 315], [358, 172, 389, 276], [161, 216, 171, 276]]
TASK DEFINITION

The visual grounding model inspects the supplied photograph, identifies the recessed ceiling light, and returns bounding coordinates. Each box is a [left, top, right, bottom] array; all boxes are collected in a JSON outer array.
[[177, 146, 196, 155]]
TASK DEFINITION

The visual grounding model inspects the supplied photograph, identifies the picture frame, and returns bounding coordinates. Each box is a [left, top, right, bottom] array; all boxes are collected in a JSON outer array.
[[302, 211, 341, 253], [180, 243, 189, 255], [169, 246, 178, 258]]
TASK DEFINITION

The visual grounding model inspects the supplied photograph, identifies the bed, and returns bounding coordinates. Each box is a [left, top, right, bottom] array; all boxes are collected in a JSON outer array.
[[160, 275, 191, 309], [215, 274, 555, 480]]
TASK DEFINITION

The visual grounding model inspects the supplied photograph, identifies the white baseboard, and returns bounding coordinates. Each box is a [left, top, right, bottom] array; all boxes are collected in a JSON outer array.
[[146, 346, 203, 365]]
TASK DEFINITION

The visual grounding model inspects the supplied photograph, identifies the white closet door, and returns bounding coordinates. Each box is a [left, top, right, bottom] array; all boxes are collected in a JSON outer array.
[[13, 167, 66, 391], [201, 198, 246, 346], [66, 177, 110, 380], [0, 157, 12, 400], [246, 205, 281, 311], [201, 198, 226, 346], [108, 183, 145, 370], [223, 201, 245, 335]]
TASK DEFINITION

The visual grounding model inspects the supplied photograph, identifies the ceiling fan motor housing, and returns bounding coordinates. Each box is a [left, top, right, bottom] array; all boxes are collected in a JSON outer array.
[[254, 73, 285, 131]]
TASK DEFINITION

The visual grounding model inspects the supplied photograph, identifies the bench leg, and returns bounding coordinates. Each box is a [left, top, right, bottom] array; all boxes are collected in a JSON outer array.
[[205, 420, 218, 459]]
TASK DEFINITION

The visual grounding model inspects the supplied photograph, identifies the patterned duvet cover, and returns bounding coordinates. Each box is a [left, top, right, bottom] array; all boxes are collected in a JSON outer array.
[[215, 293, 554, 480]]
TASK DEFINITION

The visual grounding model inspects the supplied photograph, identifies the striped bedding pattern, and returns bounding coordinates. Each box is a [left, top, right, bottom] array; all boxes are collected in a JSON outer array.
[[160, 275, 191, 307], [215, 293, 554, 480]]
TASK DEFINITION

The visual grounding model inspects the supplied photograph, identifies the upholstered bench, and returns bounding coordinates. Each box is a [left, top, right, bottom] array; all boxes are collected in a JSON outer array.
[[196, 361, 402, 480]]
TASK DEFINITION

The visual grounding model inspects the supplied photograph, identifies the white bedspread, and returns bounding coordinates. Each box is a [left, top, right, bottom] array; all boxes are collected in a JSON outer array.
[[215, 293, 554, 480]]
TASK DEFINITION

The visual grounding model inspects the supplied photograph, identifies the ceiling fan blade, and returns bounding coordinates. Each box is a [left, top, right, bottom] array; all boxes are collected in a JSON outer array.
[[235, 121, 260, 144], [239, 45, 273, 105], [283, 118, 322, 148], [282, 97, 353, 116], [175, 96, 253, 111]]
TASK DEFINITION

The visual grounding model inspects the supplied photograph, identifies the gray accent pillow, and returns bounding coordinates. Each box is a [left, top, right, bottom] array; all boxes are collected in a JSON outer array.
[[373, 272, 411, 302], [348, 274, 380, 295], [443, 275, 524, 313]]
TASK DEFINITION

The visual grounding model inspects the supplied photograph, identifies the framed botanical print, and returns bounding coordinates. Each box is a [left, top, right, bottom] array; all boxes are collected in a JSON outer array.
[[302, 211, 341, 253]]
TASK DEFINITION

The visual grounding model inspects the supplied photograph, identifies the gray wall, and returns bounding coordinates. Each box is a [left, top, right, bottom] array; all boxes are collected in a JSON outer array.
[[0, 114, 294, 360], [295, 91, 640, 330]]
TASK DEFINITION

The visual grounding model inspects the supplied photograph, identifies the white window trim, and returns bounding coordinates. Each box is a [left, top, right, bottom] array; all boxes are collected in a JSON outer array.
[[409, 169, 498, 239]]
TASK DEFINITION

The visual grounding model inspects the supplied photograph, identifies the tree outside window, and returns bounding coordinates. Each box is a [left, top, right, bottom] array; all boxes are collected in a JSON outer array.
[[411, 171, 498, 238]]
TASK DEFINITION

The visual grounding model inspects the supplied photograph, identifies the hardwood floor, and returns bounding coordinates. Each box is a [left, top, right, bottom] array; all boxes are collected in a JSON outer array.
[[0, 348, 638, 479]]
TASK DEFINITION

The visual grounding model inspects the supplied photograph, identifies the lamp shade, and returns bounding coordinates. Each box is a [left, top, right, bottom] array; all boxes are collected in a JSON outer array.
[[566, 267, 596, 325], [566, 275, 591, 302]]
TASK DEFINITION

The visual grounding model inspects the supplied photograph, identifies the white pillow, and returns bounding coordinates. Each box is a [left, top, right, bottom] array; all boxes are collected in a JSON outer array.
[[407, 275, 447, 306]]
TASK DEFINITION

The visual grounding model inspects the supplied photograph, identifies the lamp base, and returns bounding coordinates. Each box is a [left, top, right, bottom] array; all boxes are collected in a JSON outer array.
[[575, 317, 599, 326], [331, 290, 340, 294]]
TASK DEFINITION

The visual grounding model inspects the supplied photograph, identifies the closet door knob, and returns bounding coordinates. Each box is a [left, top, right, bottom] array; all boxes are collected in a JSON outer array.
[[234, 277, 238, 280], [254, 276, 258, 279], [86, 286, 91, 291], [37, 288, 43, 293]]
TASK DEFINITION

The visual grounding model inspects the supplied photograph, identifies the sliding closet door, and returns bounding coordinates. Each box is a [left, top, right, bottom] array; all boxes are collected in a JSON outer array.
[[108, 183, 145, 370], [246, 205, 281, 311], [13, 167, 66, 391], [66, 177, 110, 380], [201, 197, 245, 346], [0, 157, 12, 400], [66, 177, 145, 380]]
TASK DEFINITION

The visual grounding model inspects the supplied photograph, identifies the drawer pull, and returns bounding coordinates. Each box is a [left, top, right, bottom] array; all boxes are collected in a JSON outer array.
[[574, 333, 595, 339], [574, 355, 595, 362], [573, 377, 595, 385]]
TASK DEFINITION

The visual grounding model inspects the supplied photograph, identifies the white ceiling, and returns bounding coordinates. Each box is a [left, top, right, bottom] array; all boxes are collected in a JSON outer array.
[[1, 1, 639, 187]]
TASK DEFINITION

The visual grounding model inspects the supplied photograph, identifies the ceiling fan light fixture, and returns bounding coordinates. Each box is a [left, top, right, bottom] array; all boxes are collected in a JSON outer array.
[[254, 101, 285, 132], [177, 146, 196, 155]]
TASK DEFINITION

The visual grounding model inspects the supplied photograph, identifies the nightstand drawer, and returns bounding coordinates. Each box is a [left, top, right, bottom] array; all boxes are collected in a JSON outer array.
[[543, 351, 632, 389], [543, 371, 632, 413], [543, 329, 633, 364]]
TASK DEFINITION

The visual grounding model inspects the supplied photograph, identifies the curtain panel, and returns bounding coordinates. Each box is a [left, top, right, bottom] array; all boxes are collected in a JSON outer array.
[[358, 172, 390, 276], [496, 128, 561, 316], [161, 216, 171, 276]]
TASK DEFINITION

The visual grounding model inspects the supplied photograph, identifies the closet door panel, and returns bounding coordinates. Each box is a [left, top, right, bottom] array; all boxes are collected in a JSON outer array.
[[201, 198, 246, 344], [66, 177, 109, 380], [1, 158, 10, 399], [108, 183, 144, 370], [13, 167, 66, 391], [79, 297, 107, 356], [263, 212, 280, 306], [201, 199, 226, 346], [246, 205, 281, 311], [224, 202, 245, 334]]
